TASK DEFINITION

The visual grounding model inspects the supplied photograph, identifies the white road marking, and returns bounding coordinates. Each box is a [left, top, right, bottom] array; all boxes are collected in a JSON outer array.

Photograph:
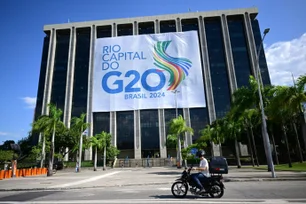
[[157, 187, 170, 191], [49, 171, 120, 188], [0, 199, 305, 204]]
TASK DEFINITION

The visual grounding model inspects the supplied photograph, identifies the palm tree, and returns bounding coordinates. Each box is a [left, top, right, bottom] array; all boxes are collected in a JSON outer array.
[[90, 133, 104, 171], [168, 115, 193, 168], [266, 86, 293, 167], [240, 109, 260, 166], [71, 113, 90, 172], [210, 119, 226, 156], [32, 103, 64, 176], [100, 131, 112, 171], [199, 125, 216, 156], [224, 116, 243, 168]]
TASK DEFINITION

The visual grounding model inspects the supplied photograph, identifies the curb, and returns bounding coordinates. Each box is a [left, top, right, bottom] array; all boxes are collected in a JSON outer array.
[[1, 177, 306, 192]]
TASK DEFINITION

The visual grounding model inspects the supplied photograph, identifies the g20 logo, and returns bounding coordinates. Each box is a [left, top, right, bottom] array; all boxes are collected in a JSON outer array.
[[102, 69, 166, 94]]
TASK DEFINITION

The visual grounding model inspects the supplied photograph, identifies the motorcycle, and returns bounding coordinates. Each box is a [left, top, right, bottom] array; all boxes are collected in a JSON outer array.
[[171, 166, 225, 198]]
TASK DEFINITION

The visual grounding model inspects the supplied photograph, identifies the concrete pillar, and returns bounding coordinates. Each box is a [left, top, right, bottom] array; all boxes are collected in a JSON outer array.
[[158, 109, 167, 158], [110, 23, 118, 148], [183, 109, 192, 146], [133, 21, 142, 159], [39, 29, 56, 162], [198, 16, 220, 156], [63, 27, 76, 161], [84, 25, 96, 161], [220, 15, 237, 93], [243, 13, 259, 80], [42, 28, 56, 115], [110, 112, 117, 146]]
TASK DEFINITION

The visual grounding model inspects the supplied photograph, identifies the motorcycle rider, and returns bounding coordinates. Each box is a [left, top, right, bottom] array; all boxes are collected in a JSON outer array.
[[191, 150, 210, 193]]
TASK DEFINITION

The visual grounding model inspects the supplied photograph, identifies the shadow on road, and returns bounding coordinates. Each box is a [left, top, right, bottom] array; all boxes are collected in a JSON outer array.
[[150, 195, 196, 199], [0, 191, 61, 202], [150, 194, 212, 199]]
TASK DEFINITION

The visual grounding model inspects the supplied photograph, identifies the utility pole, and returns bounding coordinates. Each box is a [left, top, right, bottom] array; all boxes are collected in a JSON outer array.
[[255, 28, 276, 178]]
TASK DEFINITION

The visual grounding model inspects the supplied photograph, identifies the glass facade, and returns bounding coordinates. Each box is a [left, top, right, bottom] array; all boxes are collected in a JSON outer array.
[[250, 17, 271, 85], [116, 111, 134, 150], [160, 20, 176, 33], [227, 15, 253, 88], [138, 22, 155, 35], [71, 28, 90, 118], [205, 17, 231, 119], [140, 110, 159, 157], [93, 112, 110, 135], [190, 108, 209, 141], [117, 24, 133, 36], [181, 18, 210, 139], [50, 29, 70, 118], [97, 25, 112, 38]]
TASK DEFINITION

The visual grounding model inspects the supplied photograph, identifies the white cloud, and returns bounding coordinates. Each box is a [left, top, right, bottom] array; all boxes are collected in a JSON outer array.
[[0, 132, 8, 136], [21, 97, 36, 109], [265, 33, 306, 86]]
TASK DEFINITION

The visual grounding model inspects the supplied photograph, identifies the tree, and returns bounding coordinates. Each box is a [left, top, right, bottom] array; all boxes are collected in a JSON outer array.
[[266, 86, 293, 167], [70, 113, 90, 172], [101, 131, 112, 170], [32, 103, 64, 176], [238, 109, 260, 166], [167, 115, 193, 167], [0, 150, 16, 162], [90, 133, 104, 171], [223, 115, 243, 168]]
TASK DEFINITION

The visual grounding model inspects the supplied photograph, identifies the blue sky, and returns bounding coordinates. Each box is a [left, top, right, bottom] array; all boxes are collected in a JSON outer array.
[[0, 0, 305, 144]]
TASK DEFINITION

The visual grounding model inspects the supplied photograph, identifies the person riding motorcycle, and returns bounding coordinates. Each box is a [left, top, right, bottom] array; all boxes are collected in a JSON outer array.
[[190, 150, 210, 193]]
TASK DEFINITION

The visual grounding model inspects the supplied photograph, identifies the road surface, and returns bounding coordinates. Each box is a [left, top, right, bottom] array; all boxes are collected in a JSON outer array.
[[0, 181, 305, 203]]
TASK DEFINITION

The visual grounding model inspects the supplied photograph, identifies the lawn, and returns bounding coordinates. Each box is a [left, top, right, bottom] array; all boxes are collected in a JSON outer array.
[[251, 162, 306, 172]]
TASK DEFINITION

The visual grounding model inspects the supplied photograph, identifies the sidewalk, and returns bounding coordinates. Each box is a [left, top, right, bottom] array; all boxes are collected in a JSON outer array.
[[0, 167, 305, 191]]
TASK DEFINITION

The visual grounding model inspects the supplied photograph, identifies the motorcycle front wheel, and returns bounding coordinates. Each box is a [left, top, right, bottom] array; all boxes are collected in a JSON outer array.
[[171, 181, 188, 198], [209, 183, 224, 198]]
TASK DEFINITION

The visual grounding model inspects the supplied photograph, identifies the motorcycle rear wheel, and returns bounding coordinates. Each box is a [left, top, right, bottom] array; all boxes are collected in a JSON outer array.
[[171, 181, 188, 198], [209, 183, 224, 198]]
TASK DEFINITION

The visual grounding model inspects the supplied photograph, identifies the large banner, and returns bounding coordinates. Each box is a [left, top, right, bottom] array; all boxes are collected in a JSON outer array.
[[92, 31, 206, 112]]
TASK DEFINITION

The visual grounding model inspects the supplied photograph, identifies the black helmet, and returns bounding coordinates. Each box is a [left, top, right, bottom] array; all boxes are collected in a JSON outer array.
[[196, 150, 205, 157]]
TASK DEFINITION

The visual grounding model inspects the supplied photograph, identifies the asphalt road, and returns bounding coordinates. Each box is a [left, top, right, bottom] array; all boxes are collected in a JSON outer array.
[[0, 181, 306, 203]]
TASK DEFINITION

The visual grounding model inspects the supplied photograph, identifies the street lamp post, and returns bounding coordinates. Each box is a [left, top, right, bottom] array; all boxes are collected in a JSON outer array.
[[255, 28, 276, 178], [172, 90, 182, 168]]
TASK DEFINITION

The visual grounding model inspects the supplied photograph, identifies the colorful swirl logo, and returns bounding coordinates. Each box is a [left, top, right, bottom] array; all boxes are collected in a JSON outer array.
[[153, 41, 192, 91]]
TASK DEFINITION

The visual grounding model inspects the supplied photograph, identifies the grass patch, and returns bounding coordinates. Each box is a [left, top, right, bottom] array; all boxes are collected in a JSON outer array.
[[249, 162, 306, 172]]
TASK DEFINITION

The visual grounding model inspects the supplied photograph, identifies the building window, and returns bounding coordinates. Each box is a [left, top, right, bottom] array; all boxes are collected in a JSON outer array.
[[116, 111, 134, 151], [205, 17, 231, 119], [97, 25, 112, 38], [138, 22, 155, 35], [71, 28, 90, 118], [50, 29, 70, 119], [227, 15, 252, 88], [117, 24, 133, 36], [93, 112, 110, 135], [160, 20, 176, 33], [140, 110, 159, 158], [189, 108, 209, 142]]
